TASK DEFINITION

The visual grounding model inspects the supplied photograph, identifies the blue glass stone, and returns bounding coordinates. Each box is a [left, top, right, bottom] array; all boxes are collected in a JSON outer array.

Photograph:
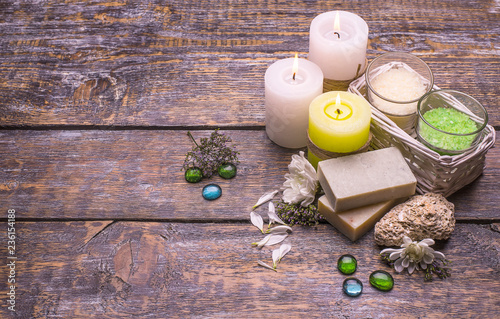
[[202, 184, 222, 200], [342, 277, 363, 297], [218, 163, 237, 179]]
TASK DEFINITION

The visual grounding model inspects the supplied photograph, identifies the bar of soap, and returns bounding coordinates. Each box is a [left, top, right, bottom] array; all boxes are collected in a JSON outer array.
[[317, 147, 416, 212], [318, 195, 403, 241]]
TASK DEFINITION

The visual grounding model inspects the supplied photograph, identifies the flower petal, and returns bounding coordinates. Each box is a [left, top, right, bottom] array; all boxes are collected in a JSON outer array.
[[272, 247, 281, 268], [278, 243, 292, 261], [402, 256, 410, 268], [257, 260, 277, 272], [394, 258, 404, 272], [420, 261, 428, 270], [251, 234, 271, 248], [433, 251, 446, 260], [423, 253, 434, 264], [408, 262, 416, 274], [250, 211, 264, 233], [389, 251, 402, 260], [268, 202, 286, 226], [381, 248, 400, 254], [252, 190, 279, 210], [263, 233, 289, 247], [402, 236, 412, 246], [267, 225, 293, 234], [419, 238, 435, 247]]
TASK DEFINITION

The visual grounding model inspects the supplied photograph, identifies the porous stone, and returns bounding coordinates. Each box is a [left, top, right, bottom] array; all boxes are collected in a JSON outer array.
[[374, 193, 455, 246]]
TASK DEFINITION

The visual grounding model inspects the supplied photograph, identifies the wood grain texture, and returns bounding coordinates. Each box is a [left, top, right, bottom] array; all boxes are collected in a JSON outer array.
[[0, 0, 498, 127], [0, 221, 499, 318], [0, 129, 498, 221]]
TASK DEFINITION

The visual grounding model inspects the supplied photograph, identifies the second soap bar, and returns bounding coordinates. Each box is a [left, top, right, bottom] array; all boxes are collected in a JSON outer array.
[[317, 147, 417, 212]]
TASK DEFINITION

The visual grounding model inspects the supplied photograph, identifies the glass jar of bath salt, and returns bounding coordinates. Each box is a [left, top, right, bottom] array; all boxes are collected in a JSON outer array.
[[416, 89, 488, 155], [366, 52, 434, 135]]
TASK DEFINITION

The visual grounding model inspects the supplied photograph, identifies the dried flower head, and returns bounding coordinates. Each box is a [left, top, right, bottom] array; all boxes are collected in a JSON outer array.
[[182, 129, 239, 178]]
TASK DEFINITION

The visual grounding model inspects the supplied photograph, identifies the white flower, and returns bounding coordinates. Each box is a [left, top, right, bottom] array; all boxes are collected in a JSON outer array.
[[282, 151, 318, 207], [381, 236, 446, 274]]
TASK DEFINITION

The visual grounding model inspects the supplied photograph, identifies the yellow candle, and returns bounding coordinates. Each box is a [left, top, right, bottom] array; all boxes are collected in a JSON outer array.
[[308, 91, 371, 167]]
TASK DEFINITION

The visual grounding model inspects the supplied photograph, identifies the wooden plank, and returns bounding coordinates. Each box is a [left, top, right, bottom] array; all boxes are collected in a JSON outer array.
[[0, 1, 498, 127], [1, 221, 499, 318], [1, 130, 498, 221]]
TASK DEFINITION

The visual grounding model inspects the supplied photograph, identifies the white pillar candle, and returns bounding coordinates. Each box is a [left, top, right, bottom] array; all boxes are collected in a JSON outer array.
[[265, 55, 323, 148], [308, 11, 368, 81]]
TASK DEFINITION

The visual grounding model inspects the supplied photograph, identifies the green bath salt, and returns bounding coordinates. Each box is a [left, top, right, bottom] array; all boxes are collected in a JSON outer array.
[[419, 107, 478, 153]]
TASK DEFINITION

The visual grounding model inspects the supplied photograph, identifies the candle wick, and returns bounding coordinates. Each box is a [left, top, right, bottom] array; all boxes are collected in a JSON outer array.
[[293, 72, 296, 81], [333, 32, 340, 39], [335, 108, 342, 119]]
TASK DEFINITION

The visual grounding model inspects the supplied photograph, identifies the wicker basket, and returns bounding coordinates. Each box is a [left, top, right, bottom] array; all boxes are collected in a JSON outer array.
[[349, 76, 496, 197]]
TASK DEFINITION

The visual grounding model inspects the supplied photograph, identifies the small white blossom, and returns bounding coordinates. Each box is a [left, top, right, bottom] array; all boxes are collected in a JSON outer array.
[[282, 151, 318, 207], [257, 260, 277, 272], [381, 236, 446, 274]]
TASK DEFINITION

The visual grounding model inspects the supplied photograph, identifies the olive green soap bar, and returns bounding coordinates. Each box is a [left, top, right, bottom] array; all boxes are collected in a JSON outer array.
[[318, 195, 404, 241], [317, 147, 417, 212]]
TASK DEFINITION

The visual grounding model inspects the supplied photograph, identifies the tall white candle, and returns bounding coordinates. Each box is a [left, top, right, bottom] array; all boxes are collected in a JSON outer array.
[[308, 11, 368, 81], [265, 55, 323, 148]]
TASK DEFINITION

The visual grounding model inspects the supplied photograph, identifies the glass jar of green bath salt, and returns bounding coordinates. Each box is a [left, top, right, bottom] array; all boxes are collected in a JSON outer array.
[[416, 90, 488, 155]]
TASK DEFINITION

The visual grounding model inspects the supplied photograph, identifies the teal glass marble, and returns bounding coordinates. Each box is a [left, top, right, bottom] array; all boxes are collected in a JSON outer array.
[[337, 254, 357, 275], [369, 270, 394, 292], [218, 163, 237, 179], [202, 184, 222, 200], [185, 168, 203, 183], [342, 277, 363, 297]]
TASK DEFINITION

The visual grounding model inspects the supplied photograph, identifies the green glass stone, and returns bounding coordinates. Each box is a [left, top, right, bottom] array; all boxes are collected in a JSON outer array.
[[185, 168, 203, 183], [342, 277, 363, 297], [337, 254, 357, 275], [369, 270, 394, 292], [218, 163, 237, 179]]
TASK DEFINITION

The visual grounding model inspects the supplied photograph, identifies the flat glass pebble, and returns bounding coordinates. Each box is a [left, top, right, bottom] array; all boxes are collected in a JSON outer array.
[[185, 168, 203, 183], [202, 184, 222, 201], [337, 254, 357, 275], [218, 163, 237, 179], [342, 277, 363, 297], [369, 270, 394, 292]]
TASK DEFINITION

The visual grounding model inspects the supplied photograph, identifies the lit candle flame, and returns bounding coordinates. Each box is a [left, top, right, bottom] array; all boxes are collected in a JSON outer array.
[[335, 93, 342, 119], [333, 11, 341, 39], [292, 53, 299, 81]]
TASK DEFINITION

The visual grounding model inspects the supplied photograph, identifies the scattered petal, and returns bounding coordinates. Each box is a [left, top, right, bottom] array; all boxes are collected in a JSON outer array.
[[272, 243, 292, 269], [257, 260, 277, 272], [250, 211, 264, 233], [252, 234, 271, 248], [272, 248, 281, 269], [278, 243, 292, 261], [264, 233, 289, 247], [252, 190, 279, 210], [267, 202, 286, 226], [267, 225, 293, 234]]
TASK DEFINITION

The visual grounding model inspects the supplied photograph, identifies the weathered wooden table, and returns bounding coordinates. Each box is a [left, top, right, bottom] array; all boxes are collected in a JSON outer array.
[[1, 1, 499, 318]]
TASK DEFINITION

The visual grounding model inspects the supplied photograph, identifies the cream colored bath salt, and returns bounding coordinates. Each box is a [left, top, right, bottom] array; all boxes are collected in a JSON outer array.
[[317, 147, 417, 212], [318, 195, 404, 241], [370, 67, 427, 115]]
